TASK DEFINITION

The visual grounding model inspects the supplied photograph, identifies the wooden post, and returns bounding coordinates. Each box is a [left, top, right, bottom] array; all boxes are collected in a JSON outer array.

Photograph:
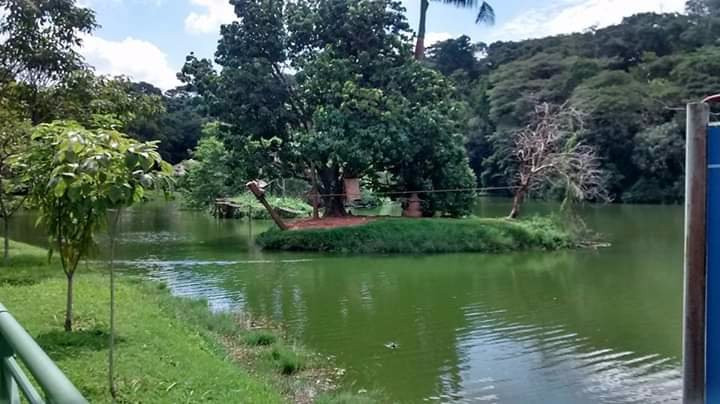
[[683, 102, 710, 404], [246, 181, 288, 231]]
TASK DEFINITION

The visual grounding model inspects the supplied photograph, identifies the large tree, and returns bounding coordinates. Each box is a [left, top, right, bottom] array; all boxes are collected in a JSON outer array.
[[687, 0, 720, 16], [0, 91, 30, 262], [507, 103, 608, 219], [426, 35, 482, 79], [0, 0, 96, 124], [414, 0, 494, 60], [181, 0, 476, 217]]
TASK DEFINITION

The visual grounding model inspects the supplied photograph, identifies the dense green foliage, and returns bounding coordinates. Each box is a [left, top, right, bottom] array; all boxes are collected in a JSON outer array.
[[124, 85, 206, 164], [228, 193, 312, 219], [0, 97, 30, 261], [24, 121, 172, 330], [180, 128, 236, 209], [180, 0, 477, 217], [426, 7, 720, 203], [257, 217, 572, 254], [0, 0, 96, 124], [178, 125, 312, 216]]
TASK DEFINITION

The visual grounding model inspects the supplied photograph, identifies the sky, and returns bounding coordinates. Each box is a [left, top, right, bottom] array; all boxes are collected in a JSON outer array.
[[77, 0, 688, 90]]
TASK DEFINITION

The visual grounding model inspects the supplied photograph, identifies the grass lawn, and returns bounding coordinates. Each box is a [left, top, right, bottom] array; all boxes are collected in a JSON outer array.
[[256, 216, 574, 254], [0, 240, 371, 403]]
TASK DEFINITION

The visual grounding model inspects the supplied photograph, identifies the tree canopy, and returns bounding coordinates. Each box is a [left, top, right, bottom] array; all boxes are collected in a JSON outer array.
[[181, 0, 476, 216], [25, 121, 172, 331]]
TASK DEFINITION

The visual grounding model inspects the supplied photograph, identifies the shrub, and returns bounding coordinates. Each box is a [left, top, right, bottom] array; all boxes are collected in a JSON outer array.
[[244, 331, 277, 346], [270, 345, 306, 375]]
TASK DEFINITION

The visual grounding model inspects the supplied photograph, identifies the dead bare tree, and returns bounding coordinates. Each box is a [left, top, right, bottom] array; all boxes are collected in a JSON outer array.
[[508, 102, 610, 219]]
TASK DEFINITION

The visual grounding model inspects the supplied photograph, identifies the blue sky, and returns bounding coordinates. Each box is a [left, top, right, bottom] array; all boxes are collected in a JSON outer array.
[[78, 0, 687, 90]]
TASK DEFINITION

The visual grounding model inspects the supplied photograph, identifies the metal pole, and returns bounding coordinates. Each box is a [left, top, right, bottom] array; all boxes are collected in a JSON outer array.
[[707, 122, 720, 403], [684, 102, 710, 404], [0, 304, 87, 404], [0, 337, 19, 404]]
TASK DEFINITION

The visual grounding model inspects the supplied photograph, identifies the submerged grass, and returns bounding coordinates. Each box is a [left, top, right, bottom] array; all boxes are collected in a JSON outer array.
[[256, 216, 574, 254], [0, 239, 377, 403], [228, 193, 313, 219]]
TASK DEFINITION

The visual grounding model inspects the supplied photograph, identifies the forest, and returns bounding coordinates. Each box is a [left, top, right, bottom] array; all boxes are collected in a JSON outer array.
[[101, 0, 720, 206], [4, 0, 720, 220]]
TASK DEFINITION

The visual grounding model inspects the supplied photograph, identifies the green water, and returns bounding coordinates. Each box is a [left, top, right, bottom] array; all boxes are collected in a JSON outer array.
[[9, 199, 684, 403]]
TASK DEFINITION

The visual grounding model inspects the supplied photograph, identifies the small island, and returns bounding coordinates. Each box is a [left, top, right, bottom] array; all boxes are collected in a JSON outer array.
[[256, 217, 573, 254]]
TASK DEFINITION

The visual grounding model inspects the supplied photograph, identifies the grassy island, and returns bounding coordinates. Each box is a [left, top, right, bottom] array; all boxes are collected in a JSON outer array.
[[0, 240, 375, 403], [256, 217, 574, 254]]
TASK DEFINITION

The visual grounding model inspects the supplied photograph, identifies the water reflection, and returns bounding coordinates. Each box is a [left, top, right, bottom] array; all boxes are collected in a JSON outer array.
[[8, 199, 684, 403]]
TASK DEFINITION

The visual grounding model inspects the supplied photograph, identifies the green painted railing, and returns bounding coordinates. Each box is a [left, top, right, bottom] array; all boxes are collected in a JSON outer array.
[[0, 303, 87, 404]]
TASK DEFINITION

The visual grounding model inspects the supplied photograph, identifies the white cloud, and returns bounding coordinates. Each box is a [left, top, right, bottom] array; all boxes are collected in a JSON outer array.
[[425, 32, 454, 46], [185, 0, 235, 34], [492, 0, 686, 42], [80, 35, 181, 90]]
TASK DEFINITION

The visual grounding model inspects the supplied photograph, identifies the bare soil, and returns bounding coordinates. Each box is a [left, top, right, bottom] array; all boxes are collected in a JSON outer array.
[[287, 216, 376, 230]]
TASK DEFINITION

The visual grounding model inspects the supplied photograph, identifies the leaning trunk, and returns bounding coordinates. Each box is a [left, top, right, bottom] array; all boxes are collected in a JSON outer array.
[[247, 182, 288, 230], [64, 272, 74, 332], [508, 185, 528, 219], [414, 0, 430, 60]]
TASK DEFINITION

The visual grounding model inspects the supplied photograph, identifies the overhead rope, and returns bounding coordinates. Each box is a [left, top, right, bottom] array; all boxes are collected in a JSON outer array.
[[309, 185, 520, 198]]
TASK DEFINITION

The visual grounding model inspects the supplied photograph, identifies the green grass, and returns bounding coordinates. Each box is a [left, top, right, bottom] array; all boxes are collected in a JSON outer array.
[[256, 216, 575, 254], [0, 239, 378, 403]]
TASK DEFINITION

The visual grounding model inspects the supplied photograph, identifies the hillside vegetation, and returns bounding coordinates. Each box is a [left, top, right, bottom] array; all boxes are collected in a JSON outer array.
[[427, 7, 720, 204]]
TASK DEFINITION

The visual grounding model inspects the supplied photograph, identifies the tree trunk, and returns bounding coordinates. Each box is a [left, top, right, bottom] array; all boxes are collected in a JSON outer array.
[[64, 272, 74, 332], [109, 249, 116, 398], [414, 0, 430, 60], [246, 182, 288, 230], [3, 218, 8, 264], [323, 196, 348, 217], [318, 167, 347, 217], [108, 209, 121, 399], [508, 185, 527, 219]]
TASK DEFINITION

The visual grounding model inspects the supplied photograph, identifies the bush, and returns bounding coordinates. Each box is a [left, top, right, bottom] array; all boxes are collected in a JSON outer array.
[[244, 330, 278, 346], [270, 345, 306, 375], [256, 216, 574, 254]]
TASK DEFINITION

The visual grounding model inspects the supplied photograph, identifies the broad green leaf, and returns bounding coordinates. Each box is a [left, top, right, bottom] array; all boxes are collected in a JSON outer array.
[[54, 180, 68, 197]]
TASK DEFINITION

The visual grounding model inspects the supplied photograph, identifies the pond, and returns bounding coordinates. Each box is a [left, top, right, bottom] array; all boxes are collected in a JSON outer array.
[[8, 199, 684, 403]]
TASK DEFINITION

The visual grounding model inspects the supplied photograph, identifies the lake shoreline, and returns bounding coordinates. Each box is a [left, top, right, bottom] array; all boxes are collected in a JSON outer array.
[[256, 216, 575, 254], [0, 239, 375, 403]]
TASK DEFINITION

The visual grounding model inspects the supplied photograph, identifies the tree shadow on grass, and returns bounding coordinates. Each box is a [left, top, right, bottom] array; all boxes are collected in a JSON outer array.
[[34, 328, 126, 362]]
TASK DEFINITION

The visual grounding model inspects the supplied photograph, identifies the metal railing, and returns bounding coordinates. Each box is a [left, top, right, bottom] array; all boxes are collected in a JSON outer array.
[[0, 303, 87, 404]]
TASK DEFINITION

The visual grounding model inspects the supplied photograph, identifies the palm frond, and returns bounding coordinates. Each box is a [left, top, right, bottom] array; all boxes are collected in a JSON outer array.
[[435, 1, 495, 25], [476, 2, 495, 24]]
